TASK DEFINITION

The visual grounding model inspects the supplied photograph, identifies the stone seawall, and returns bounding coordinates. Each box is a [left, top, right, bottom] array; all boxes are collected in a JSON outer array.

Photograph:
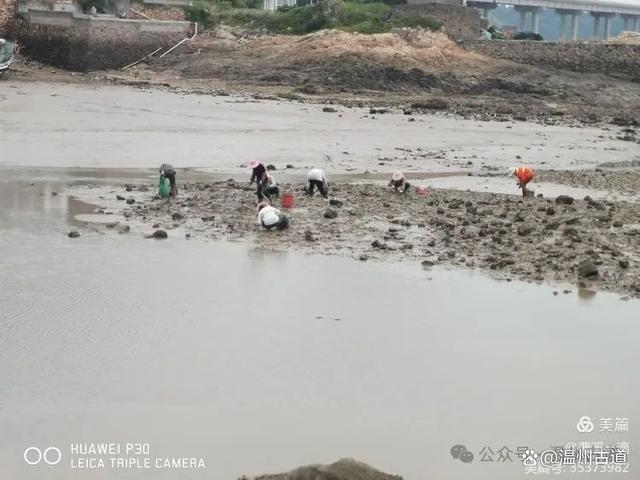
[[465, 40, 640, 78], [392, 4, 485, 40], [1, 0, 17, 34], [12, 11, 193, 71]]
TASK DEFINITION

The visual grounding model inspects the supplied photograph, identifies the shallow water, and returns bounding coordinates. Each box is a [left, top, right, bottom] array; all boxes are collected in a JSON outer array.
[[1, 170, 639, 479]]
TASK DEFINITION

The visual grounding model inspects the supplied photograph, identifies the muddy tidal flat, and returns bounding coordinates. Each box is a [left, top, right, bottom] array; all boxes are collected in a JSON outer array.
[[81, 170, 640, 299]]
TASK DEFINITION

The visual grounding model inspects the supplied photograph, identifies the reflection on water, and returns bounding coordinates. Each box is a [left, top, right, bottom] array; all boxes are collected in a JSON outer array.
[[0, 169, 638, 480]]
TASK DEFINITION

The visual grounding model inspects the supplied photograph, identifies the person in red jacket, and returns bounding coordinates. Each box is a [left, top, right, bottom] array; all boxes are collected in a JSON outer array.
[[512, 167, 535, 197]]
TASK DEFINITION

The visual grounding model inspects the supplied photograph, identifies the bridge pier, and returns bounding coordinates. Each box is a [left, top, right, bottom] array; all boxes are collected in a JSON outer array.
[[514, 6, 543, 34], [557, 9, 580, 41], [467, 1, 497, 21], [590, 12, 615, 40], [621, 14, 640, 32]]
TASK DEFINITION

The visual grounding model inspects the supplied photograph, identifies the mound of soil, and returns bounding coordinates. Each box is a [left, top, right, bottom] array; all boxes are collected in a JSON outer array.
[[157, 28, 508, 93], [144, 27, 640, 123], [244, 458, 403, 480]]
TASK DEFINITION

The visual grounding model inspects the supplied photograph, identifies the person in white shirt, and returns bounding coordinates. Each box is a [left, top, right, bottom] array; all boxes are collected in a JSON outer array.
[[306, 167, 328, 198], [257, 202, 289, 230], [260, 173, 279, 203]]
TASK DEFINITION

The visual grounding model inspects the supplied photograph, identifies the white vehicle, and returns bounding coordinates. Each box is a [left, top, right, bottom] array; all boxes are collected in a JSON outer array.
[[0, 38, 16, 76]]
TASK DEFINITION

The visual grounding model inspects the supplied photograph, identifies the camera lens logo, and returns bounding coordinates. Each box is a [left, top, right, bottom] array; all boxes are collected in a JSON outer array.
[[24, 447, 62, 466], [450, 444, 474, 463], [576, 416, 595, 433]]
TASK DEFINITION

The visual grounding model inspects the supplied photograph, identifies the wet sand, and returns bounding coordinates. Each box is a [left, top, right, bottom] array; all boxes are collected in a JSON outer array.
[[1, 81, 637, 174]]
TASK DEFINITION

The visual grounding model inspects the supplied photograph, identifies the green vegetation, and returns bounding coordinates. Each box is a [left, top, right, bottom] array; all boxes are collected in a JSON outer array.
[[77, 0, 108, 13], [183, 0, 441, 35]]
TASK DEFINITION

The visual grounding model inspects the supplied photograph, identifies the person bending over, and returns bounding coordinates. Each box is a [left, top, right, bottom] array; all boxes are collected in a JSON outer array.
[[257, 202, 289, 230], [307, 167, 328, 198]]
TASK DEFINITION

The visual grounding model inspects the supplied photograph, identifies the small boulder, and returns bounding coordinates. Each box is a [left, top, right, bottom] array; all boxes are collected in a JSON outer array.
[[323, 208, 338, 219], [329, 199, 344, 208], [116, 194, 126, 201], [266, 164, 276, 171], [555, 195, 574, 205], [322, 107, 337, 113], [171, 212, 184, 220], [619, 259, 630, 269], [68, 230, 80, 238], [148, 229, 168, 239], [304, 230, 315, 242], [577, 260, 598, 278], [517, 225, 534, 236], [126, 197, 135, 205]]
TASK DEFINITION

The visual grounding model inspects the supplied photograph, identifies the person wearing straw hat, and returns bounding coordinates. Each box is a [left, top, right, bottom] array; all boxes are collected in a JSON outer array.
[[248, 160, 269, 202], [511, 166, 535, 197], [306, 167, 328, 198], [388, 172, 410, 193], [256, 201, 289, 230]]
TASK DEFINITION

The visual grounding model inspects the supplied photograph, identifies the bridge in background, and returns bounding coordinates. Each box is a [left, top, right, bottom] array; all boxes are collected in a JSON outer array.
[[409, 0, 640, 39]]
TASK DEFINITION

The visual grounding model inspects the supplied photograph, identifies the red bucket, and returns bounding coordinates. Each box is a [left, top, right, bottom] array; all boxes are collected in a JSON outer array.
[[416, 186, 428, 196], [281, 192, 294, 209]]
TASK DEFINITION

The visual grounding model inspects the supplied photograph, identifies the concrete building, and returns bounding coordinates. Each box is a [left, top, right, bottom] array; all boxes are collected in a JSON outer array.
[[263, 0, 296, 12]]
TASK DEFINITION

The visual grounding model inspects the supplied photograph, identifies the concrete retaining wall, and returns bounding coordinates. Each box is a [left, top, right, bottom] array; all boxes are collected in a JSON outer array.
[[465, 40, 640, 78], [13, 11, 193, 70], [392, 4, 485, 40]]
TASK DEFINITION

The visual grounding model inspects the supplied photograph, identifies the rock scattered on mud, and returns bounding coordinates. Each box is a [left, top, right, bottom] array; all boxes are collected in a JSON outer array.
[[323, 207, 338, 219], [147, 229, 168, 239], [119, 172, 640, 297], [577, 260, 599, 278], [68, 230, 81, 238]]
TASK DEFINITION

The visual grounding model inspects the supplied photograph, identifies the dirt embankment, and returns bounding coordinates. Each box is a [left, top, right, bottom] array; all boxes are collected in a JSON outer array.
[[243, 458, 403, 480], [6, 28, 640, 125], [132, 27, 640, 124], [101, 169, 640, 299]]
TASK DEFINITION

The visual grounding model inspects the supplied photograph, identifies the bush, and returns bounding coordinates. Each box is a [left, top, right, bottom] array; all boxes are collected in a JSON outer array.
[[186, 1, 440, 35], [390, 15, 442, 30], [183, 2, 217, 28], [77, 0, 108, 13]]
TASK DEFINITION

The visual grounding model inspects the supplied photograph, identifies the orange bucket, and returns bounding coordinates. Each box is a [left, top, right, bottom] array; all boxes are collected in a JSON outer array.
[[281, 192, 294, 209]]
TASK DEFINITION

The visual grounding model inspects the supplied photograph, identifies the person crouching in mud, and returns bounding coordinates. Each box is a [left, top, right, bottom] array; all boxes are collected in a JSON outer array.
[[388, 172, 410, 193], [257, 202, 289, 230], [248, 160, 278, 203], [159, 163, 177, 197], [261, 172, 279, 203], [512, 167, 535, 197], [306, 167, 328, 198]]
